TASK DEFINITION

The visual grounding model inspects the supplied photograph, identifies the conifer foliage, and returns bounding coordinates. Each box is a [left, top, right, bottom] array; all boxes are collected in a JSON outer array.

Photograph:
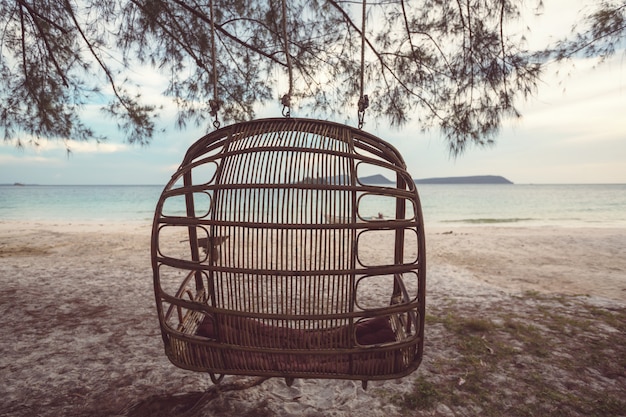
[[1, 1, 623, 153]]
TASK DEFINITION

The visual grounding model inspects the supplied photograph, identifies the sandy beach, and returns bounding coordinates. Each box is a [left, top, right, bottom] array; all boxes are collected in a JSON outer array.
[[1, 221, 625, 416]]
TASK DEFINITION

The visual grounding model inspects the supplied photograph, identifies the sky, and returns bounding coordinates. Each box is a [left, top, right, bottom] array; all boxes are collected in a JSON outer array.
[[1, 1, 624, 185]]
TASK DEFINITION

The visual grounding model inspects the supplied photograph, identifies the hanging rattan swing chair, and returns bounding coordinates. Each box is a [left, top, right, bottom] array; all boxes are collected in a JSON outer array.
[[151, 0, 425, 388]]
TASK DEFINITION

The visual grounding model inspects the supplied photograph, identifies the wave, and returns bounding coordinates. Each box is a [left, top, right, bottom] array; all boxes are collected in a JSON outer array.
[[443, 218, 536, 224]]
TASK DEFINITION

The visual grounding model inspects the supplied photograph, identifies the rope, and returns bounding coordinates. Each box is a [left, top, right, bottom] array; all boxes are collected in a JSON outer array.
[[358, 0, 368, 129], [281, 0, 293, 117], [209, 0, 221, 128]]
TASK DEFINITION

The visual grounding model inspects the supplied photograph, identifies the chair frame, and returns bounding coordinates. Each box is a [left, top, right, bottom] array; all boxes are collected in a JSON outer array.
[[151, 118, 426, 385]]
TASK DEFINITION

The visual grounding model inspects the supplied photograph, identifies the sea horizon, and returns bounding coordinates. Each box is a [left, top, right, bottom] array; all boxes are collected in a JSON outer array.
[[1, 183, 625, 228], [3, 180, 626, 187]]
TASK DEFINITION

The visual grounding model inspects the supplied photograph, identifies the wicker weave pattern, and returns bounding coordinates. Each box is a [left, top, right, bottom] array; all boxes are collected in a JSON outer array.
[[151, 118, 426, 383]]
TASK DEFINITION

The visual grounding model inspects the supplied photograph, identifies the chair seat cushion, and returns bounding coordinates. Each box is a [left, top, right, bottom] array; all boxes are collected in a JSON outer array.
[[196, 314, 396, 348]]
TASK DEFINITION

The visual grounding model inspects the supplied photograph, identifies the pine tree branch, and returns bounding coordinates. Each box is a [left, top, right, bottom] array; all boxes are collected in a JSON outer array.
[[64, 0, 124, 108], [18, 0, 69, 87], [170, 0, 287, 66]]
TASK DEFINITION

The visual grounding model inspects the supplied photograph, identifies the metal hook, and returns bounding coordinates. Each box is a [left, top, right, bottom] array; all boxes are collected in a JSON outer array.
[[281, 94, 291, 118], [210, 99, 221, 129], [358, 94, 369, 129]]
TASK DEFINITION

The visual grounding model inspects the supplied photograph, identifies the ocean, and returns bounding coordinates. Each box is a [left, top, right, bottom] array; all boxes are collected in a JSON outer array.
[[1, 183, 625, 228]]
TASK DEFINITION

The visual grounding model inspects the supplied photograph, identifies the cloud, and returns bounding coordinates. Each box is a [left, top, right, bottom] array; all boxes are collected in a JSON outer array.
[[1, 131, 130, 154], [13, 139, 129, 154], [50, 140, 128, 154], [163, 163, 181, 172], [0, 153, 58, 165]]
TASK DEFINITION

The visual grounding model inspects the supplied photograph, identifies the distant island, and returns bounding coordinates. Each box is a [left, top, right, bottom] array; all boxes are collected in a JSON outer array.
[[414, 175, 513, 184], [297, 177, 329, 185], [358, 174, 394, 185], [358, 174, 513, 185]]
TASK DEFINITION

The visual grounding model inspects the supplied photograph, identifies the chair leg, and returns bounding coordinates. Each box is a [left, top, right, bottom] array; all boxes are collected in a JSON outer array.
[[209, 373, 225, 384]]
